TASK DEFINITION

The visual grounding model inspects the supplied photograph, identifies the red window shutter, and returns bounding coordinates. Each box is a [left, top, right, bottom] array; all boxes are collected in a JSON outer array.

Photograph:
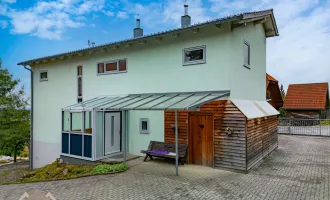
[[119, 60, 127, 71], [98, 63, 104, 73]]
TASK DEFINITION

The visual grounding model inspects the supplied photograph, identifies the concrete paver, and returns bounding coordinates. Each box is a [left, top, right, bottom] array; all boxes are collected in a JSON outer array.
[[0, 135, 329, 200]]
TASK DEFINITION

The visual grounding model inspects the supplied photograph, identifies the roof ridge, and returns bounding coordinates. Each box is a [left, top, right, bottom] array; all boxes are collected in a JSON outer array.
[[289, 82, 329, 86]]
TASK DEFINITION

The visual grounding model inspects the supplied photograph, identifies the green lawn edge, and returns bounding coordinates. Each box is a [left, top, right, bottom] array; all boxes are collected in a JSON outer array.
[[0, 162, 129, 185]]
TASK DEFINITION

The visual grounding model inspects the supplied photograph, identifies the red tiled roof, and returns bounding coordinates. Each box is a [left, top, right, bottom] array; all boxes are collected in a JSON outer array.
[[266, 73, 278, 88], [283, 83, 329, 109]]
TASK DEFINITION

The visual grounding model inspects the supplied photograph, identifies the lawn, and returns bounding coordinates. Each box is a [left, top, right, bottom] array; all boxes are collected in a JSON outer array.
[[0, 161, 128, 184]]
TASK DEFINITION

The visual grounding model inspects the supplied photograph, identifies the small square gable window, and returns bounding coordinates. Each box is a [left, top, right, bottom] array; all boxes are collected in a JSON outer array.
[[140, 118, 149, 134], [183, 46, 206, 66], [40, 70, 48, 82]]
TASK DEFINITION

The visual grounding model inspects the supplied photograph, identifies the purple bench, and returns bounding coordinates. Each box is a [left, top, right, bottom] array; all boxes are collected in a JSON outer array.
[[140, 141, 188, 165]]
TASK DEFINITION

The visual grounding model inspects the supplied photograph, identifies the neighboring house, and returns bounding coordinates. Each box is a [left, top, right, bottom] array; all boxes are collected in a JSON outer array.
[[266, 73, 283, 110], [283, 82, 329, 117], [18, 6, 279, 172]]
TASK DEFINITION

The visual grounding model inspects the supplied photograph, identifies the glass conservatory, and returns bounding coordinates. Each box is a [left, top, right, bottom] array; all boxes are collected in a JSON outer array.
[[61, 91, 230, 175]]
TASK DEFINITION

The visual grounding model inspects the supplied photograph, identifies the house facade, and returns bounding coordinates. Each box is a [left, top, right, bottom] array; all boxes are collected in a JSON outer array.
[[19, 8, 279, 170], [266, 73, 283, 110], [283, 82, 329, 118]]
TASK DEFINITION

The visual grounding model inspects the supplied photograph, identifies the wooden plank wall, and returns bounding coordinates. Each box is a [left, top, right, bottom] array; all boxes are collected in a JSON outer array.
[[210, 101, 247, 171], [165, 100, 247, 171], [164, 111, 190, 144], [246, 116, 278, 170]]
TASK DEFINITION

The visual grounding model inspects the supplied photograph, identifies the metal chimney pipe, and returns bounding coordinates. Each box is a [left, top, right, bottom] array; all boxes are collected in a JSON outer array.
[[136, 15, 140, 28], [184, 4, 188, 16], [134, 15, 143, 38], [181, 4, 191, 28]]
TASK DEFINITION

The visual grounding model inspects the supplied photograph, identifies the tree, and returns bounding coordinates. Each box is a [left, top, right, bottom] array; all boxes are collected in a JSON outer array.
[[280, 84, 286, 101], [0, 58, 30, 162]]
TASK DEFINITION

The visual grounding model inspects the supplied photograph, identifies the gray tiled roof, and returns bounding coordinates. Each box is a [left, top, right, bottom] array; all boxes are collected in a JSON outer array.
[[18, 9, 277, 66]]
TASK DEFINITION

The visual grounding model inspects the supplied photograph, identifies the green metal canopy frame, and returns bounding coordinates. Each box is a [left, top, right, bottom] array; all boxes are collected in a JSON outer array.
[[62, 90, 230, 176]]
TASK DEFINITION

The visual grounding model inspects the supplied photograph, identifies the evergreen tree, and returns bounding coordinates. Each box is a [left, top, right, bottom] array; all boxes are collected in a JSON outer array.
[[280, 84, 286, 101]]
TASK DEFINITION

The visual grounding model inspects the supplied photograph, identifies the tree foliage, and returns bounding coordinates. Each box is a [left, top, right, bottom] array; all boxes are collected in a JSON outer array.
[[0, 59, 30, 162], [280, 84, 286, 101]]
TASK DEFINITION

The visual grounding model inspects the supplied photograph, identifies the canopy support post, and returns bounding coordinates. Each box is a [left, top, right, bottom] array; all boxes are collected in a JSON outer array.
[[175, 110, 179, 176], [123, 110, 127, 164]]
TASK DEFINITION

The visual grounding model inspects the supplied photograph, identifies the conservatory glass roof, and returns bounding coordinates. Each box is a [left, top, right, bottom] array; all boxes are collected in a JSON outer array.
[[63, 91, 231, 111]]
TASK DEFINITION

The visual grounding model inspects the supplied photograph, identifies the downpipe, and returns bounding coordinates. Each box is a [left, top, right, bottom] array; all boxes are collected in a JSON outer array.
[[23, 66, 33, 170]]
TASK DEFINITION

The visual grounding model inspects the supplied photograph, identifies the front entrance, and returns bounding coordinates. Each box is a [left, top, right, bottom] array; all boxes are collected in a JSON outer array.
[[104, 112, 121, 155], [189, 113, 214, 167]]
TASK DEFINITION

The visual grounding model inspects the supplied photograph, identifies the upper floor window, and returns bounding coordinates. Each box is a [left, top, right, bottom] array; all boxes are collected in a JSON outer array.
[[97, 59, 127, 75], [183, 46, 206, 66], [77, 65, 83, 103], [40, 70, 48, 82], [244, 41, 250, 68]]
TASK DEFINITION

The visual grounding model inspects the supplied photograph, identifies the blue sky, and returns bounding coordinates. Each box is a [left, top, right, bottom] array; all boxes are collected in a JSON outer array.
[[1, 0, 330, 98]]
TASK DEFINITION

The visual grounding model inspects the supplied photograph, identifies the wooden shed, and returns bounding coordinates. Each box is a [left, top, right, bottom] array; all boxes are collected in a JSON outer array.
[[165, 100, 279, 173]]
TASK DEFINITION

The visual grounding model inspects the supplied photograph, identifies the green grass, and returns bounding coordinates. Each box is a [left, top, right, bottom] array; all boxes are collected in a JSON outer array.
[[7, 161, 128, 184], [92, 163, 128, 174], [320, 120, 330, 126]]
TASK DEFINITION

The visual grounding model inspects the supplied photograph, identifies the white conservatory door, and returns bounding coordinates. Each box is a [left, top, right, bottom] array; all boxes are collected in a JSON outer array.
[[104, 112, 121, 155]]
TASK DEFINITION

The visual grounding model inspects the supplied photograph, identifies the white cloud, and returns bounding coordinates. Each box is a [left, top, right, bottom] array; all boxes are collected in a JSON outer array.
[[209, 0, 330, 90], [0, 20, 7, 29], [103, 10, 114, 17], [0, 0, 106, 40], [1, 0, 16, 3], [124, 0, 210, 29], [163, 0, 211, 25], [117, 11, 129, 19]]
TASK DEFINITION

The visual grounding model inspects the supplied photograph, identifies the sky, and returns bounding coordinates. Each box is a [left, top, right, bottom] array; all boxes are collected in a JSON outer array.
[[0, 0, 330, 98]]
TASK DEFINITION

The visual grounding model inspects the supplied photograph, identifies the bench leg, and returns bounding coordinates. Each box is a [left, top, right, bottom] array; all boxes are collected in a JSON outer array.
[[179, 158, 185, 165], [149, 155, 153, 160], [144, 154, 149, 162]]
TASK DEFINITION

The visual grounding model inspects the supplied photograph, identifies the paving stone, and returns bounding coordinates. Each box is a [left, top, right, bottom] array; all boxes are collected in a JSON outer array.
[[0, 135, 329, 200]]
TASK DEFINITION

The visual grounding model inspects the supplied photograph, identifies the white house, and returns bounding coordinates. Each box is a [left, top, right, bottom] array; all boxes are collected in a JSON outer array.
[[18, 6, 279, 170]]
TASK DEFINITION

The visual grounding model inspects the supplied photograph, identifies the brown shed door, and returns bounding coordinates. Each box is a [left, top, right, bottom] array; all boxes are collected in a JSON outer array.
[[189, 114, 213, 167]]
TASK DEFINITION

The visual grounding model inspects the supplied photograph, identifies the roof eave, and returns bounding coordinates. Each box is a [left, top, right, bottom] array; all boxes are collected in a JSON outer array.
[[17, 16, 243, 67], [18, 9, 279, 66]]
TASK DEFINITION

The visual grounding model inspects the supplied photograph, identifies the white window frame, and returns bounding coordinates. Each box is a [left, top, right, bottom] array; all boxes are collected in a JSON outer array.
[[97, 59, 127, 75], [61, 111, 93, 159], [183, 45, 206, 66], [140, 118, 150, 134], [39, 70, 48, 82], [244, 41, 251, 69], [77, 65, 83, 103]]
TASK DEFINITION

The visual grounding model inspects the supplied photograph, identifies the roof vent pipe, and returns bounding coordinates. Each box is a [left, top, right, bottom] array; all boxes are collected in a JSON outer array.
[[134, 14, 143, 38], [181, 4, 191, 28]]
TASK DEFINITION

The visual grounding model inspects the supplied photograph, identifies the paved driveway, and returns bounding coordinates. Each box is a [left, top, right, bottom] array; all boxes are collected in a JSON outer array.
[[1, 135, 329, 200]]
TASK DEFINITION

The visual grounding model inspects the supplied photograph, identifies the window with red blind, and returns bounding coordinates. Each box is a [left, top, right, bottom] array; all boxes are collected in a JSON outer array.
[[97, 59, 127, 74]]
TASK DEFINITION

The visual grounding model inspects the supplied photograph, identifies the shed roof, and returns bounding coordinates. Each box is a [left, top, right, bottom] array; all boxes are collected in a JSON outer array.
[[63, 91, 230, 111], [283, 83, 329, 110], [232, 100, 279, 119], [18, 9, 278, 66]]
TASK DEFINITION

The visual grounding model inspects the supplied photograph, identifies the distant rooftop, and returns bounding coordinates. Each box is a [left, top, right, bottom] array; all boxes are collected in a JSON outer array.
[[283, 82, 329, 110]]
